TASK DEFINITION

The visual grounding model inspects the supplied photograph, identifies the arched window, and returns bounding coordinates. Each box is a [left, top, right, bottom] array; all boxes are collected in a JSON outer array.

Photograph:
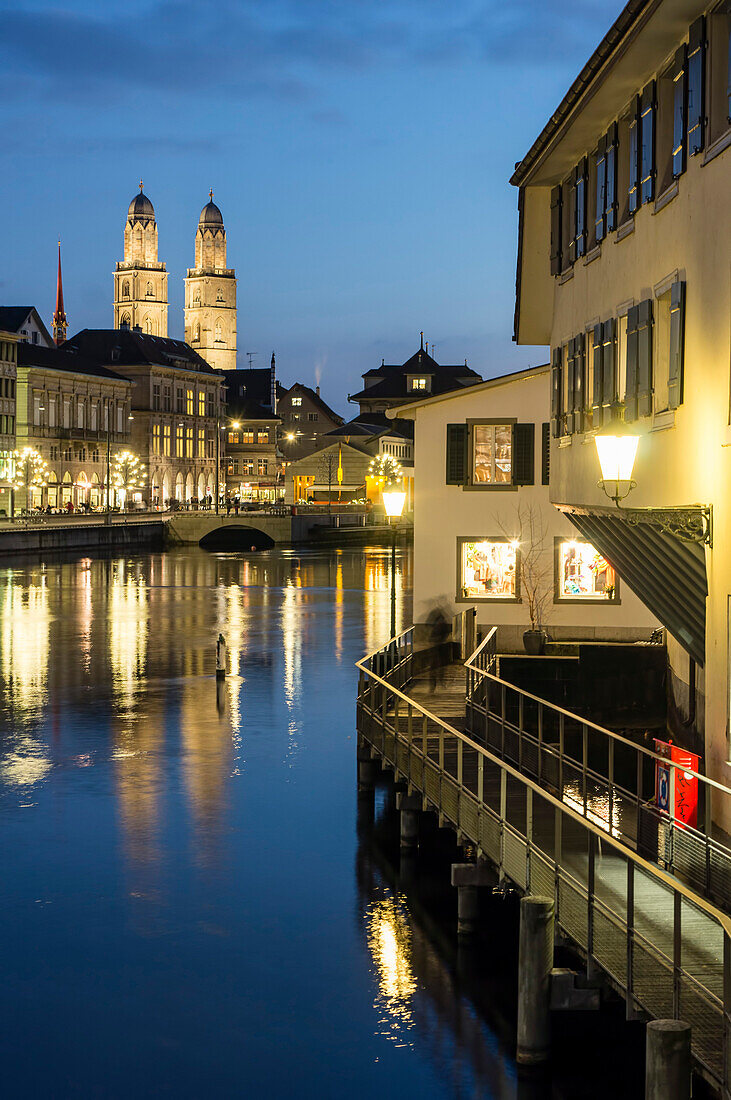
[[120, 312, 131, 328], [146, 281, 153, 297], [194, 323, 201, 342], [122, 281, 130, 299], [215, 319, 222, 342], [143, 315, 154, 335], [216, 290, 224, 303], [193, 290, 201, 306]]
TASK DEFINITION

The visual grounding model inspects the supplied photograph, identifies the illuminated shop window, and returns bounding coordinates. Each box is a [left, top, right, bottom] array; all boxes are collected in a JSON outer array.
[[473, 424, 512, 484], [460, 539, 517, 600], [557, 540, 617, 600]]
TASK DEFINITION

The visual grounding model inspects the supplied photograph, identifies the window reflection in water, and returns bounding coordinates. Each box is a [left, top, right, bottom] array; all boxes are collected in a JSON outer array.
[[364, 892, 417, 1044]]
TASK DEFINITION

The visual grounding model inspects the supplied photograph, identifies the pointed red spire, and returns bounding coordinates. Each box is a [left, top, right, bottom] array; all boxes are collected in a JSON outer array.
[[53, 241, 67, 345]]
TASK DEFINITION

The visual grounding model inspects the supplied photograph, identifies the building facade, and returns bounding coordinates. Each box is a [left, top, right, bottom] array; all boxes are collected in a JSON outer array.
[[349, 336, 482, 419], [0, 330, 18, 515], [113, 185, 168, 337], [0, 306, 54, 349], [278, 383, 344, 462], [15, 342, 132, 511], [512, 0, 730, 791], [222, 364, 280, 502], [184, 195, 237, 372], [66, 329, 224, 508], [396, 366, 657, 648]]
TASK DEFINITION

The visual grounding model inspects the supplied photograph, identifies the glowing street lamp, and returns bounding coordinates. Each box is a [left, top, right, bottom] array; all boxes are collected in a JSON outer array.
[[595, 430, 640, 506], [370, 455, 407, 640]]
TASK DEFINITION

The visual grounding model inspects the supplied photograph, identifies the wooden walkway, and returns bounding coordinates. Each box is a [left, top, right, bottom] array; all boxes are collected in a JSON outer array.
[[356, 648, 731, 1092]]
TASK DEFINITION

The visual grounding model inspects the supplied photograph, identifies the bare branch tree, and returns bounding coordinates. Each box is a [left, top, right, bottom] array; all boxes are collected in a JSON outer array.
[[500, 503, 553, 631]]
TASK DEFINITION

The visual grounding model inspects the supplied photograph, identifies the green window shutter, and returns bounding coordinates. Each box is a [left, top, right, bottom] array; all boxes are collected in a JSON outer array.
[[602, 318, 617, 409], [574, 333, 585, 432], [513, 423, 535, 485], [687, 17, 706, 156], [628, 96, 641, 214], [592, 322, 604, 428], [625, 306, 640, 422], [672, 44, 687, 178], [566, 337, 576, 434], [668, 281, 686, 410], [446, 423, 468, 484], [541, 422, 550, 485], [637, 298, 654, 417], [550, 186, 563, 275], [551, 347, 562, 438]]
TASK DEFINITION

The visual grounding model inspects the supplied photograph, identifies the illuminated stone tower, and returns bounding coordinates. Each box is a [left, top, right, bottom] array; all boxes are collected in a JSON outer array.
[[113, 182, 168, 336], [184, 191, 237, 371]]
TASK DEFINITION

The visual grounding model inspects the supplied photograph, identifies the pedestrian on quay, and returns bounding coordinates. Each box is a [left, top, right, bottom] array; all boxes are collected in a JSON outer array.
[[425, 604, 451, 693], [226, 497, 232, 516]]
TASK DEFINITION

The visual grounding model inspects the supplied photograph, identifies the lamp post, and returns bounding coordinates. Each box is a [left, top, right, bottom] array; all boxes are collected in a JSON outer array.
[[594, 430, 640, 506], [383, 486, 406, 639], [216, 418, 240, 515]]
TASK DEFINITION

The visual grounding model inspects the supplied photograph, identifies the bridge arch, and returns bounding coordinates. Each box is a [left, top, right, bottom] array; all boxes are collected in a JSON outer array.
[[198, 525, 275, 552]]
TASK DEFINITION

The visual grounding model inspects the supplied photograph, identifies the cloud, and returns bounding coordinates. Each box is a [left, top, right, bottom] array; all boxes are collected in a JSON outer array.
[[0, 0, 616, 106]]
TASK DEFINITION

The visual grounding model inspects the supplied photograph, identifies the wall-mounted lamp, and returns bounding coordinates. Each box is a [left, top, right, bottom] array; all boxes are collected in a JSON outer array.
[[595, 431, 640, 507]]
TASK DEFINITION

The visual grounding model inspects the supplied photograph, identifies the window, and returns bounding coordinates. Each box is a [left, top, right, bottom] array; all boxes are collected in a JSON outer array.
[[186, 388, 194, 415], [116, 406, 124, 433], [654, 280, 686, 413], [411, 377, 427, 391], [625, 299, 654, 421], [291, 397, 302, 407], [48, 396, 57, 428], [557, 540, 617, 601], [163, 425, 171, 456], [640, 82, 657, 204], [257, 431, 269, 443], [243, 460, 254, 476], [687, 16, 706, 155], [473, 424, 512, 484], [63, 396, 71, 428], [143, 315, 154, 335], [193, 323, 201, 343], [198, 428, 205, 457], [258, 459, 267, 476], [198, 391, 205, 417], [307, 413, 318, 422], [153, 383, 161, 410], [628, 96, 640, 213], [153, 424, 161, 455], [709, 4, 731, 144], [163, 386, 171, 412], [207, 393, 214, 417], [186, 427, 194, 458], [571, 158, 588, 260], [591, 321, 617, 429], [672, 45, 688, 177], [77, 400, 85, 429], [176, 424, 184, 457], [243, 429, 254, 444], [459, 539, 518, 601], [215, 320, 222, 342], [227, 431, 240, 445], [91, 403, 98, 431], [146, 281, 154, 297], [122, 281, 130, 299]]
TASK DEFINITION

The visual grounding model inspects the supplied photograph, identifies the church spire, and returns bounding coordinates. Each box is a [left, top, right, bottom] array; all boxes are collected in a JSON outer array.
[[52, 241, 68, 345]]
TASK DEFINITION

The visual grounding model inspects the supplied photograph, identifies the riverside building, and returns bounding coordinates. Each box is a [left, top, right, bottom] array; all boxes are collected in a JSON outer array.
[[512, 0, 731, 796], [0, 330, 18, 515]]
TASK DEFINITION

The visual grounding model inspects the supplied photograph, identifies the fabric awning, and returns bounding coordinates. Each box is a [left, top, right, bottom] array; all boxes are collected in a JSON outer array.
[[561, 506, 708, 666]]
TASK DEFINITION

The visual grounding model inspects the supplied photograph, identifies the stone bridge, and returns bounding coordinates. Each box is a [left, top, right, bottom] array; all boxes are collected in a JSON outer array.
[[166, 511, 294, 547]]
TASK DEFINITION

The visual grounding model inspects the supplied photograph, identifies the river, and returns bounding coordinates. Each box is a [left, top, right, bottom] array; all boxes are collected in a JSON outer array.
[[0, 546, 643, 1098]]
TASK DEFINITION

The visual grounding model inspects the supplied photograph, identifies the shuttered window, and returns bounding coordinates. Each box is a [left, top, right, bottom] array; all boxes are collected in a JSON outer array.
[[572, 158, 588, 260], [446, 423, 467, 484], [513, 423, 535, 485], [628, 96, 641, 214], [640, 81, 656, 205], [592, 324, 604, 429], [668, 281, 686, 410], [637, 299, 654, 417], [625, 306, 640, 422], [595, 137, 607, 243], [541, 423, 550, 485], [602, 319, 617, 410], [605, 123, 618, 232], [687, 17, 706, 155], [551, 346, 562, 439], [550, 186, 563, 275], [673, 44, 687, 177]]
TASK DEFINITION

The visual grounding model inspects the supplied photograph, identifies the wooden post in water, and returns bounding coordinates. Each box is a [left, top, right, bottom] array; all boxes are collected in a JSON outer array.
[[645, 1020, 691, 1100], [517, 896, 554, 1065]]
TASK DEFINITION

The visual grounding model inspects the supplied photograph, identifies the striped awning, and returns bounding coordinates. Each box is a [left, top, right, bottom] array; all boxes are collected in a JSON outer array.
[[561, 506, 708, 666]]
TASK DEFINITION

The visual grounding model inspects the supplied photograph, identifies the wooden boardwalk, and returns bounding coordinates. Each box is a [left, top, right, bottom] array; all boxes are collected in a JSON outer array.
[[356, 646, 731, 1093]]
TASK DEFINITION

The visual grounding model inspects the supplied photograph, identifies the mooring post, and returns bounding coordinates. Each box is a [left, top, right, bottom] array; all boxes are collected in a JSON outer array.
[[216, 633, 227, 680], [451, 862, 493, 936], [645, 1020, 691, 1100], [396, 791, 421, 851], [357, 746, 379, 793], [517, 896, 554, 1066]]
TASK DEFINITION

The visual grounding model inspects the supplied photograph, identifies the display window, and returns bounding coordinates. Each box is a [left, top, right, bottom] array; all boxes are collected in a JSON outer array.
[[459, 539, 518, 600], [557, 539, 617, 600], [472, 424, 512, 484]]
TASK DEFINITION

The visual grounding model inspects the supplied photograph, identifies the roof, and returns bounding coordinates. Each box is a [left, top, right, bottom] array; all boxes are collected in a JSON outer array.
[[323, 414, 412, 442], [199, 199, 224, 228], [65, 329, 217, 374], [281, 382, 344, 424], [388, 362, 550, 418], [350, 343, 482, 404], [222, 367, 275, 407], [128, 189, 155, 222], [0, 307, 53, 345], [17, 341, 132, 383]]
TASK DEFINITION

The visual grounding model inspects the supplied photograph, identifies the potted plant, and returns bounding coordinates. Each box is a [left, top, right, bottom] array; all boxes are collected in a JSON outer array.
[[503, 504, 552, 655]]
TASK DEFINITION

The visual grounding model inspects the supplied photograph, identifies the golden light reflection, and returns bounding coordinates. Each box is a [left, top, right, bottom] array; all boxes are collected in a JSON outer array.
[[109, 564, 148, 709], [0, 572, 50, 718], [282, 581, 302, 709], [364, 894, 417, 1044], [334, 554, 344, 663], [563, 781, 623, 838], [0, 737, 52, 788]]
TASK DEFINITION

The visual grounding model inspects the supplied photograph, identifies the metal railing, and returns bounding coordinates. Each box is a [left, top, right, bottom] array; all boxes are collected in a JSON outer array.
[[464, 629, 731, 914], [356, 638, 731, 1093]]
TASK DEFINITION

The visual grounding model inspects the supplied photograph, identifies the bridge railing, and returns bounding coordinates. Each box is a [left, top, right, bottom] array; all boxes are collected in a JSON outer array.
[[464, 631, 731, 916], [356, 642, 731, 1094]]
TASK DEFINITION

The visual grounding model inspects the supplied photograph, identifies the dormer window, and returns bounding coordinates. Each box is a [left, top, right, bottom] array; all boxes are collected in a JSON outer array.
[[291, 396, 302, 407], [408, 375, 430, 393]]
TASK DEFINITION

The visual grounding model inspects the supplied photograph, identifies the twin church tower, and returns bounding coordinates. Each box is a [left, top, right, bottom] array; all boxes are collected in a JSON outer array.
[[112, 183, 237, 371]]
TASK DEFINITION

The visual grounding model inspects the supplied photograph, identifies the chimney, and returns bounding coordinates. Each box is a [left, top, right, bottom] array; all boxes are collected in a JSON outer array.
[[316, 385, 320, 397], [120, 320, 130, 331]]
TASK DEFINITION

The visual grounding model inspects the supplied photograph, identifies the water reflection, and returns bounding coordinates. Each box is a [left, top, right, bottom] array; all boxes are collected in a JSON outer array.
[[365, 890, 418, 1044]]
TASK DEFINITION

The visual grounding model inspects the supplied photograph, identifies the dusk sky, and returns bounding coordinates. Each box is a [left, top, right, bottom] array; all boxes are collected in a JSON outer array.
[[0, 0, 616, 409]]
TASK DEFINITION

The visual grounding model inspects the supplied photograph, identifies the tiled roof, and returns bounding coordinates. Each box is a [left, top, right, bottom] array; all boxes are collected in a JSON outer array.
[[65, 329, 217, 373], [18, 342, 131, 382]]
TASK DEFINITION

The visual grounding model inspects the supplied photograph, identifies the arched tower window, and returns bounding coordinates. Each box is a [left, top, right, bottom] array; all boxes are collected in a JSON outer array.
[[120, 312, 131, 328], [193, 290, 201, 306], [122, 281, 130, 299], [143, 315, 154, 335], [215, 319, 222, 342], [146, 281, 153, 297], [194, 323, 201, 343], [216, 290, 224, 303]]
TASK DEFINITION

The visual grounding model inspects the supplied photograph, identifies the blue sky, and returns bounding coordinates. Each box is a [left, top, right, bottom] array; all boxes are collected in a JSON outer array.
[[0, 0, 616, 410]]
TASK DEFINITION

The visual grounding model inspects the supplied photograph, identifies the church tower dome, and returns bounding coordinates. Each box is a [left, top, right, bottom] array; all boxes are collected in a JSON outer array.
[[113, 181, 168, 336], [184, 190, 237, 371]]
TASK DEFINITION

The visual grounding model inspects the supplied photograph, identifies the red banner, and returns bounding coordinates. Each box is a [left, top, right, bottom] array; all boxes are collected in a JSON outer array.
[[654, 739, 699, 830]]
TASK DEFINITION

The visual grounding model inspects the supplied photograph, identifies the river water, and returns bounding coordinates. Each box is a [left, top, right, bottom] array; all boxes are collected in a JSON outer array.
[[0, 547, 643, 1099]]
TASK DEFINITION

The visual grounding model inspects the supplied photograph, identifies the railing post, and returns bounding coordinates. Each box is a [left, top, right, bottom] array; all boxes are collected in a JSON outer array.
[[706, 785, 713, 897], [587, 831, 596, 978], [582, 723, 588, 816], [558, 713, 565, 801], [608, 736, 615, 836], [626, 859, 636, 1019], [500, 768, 507, 876], [457, 738, 463, 788], [526, 787, 533, 890], [537, 702, 544, 784], [501, 684, 506, 759], [673, 891, 682, 1019], [518, 694, 525, 771], [478, 752, 484, 806]]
